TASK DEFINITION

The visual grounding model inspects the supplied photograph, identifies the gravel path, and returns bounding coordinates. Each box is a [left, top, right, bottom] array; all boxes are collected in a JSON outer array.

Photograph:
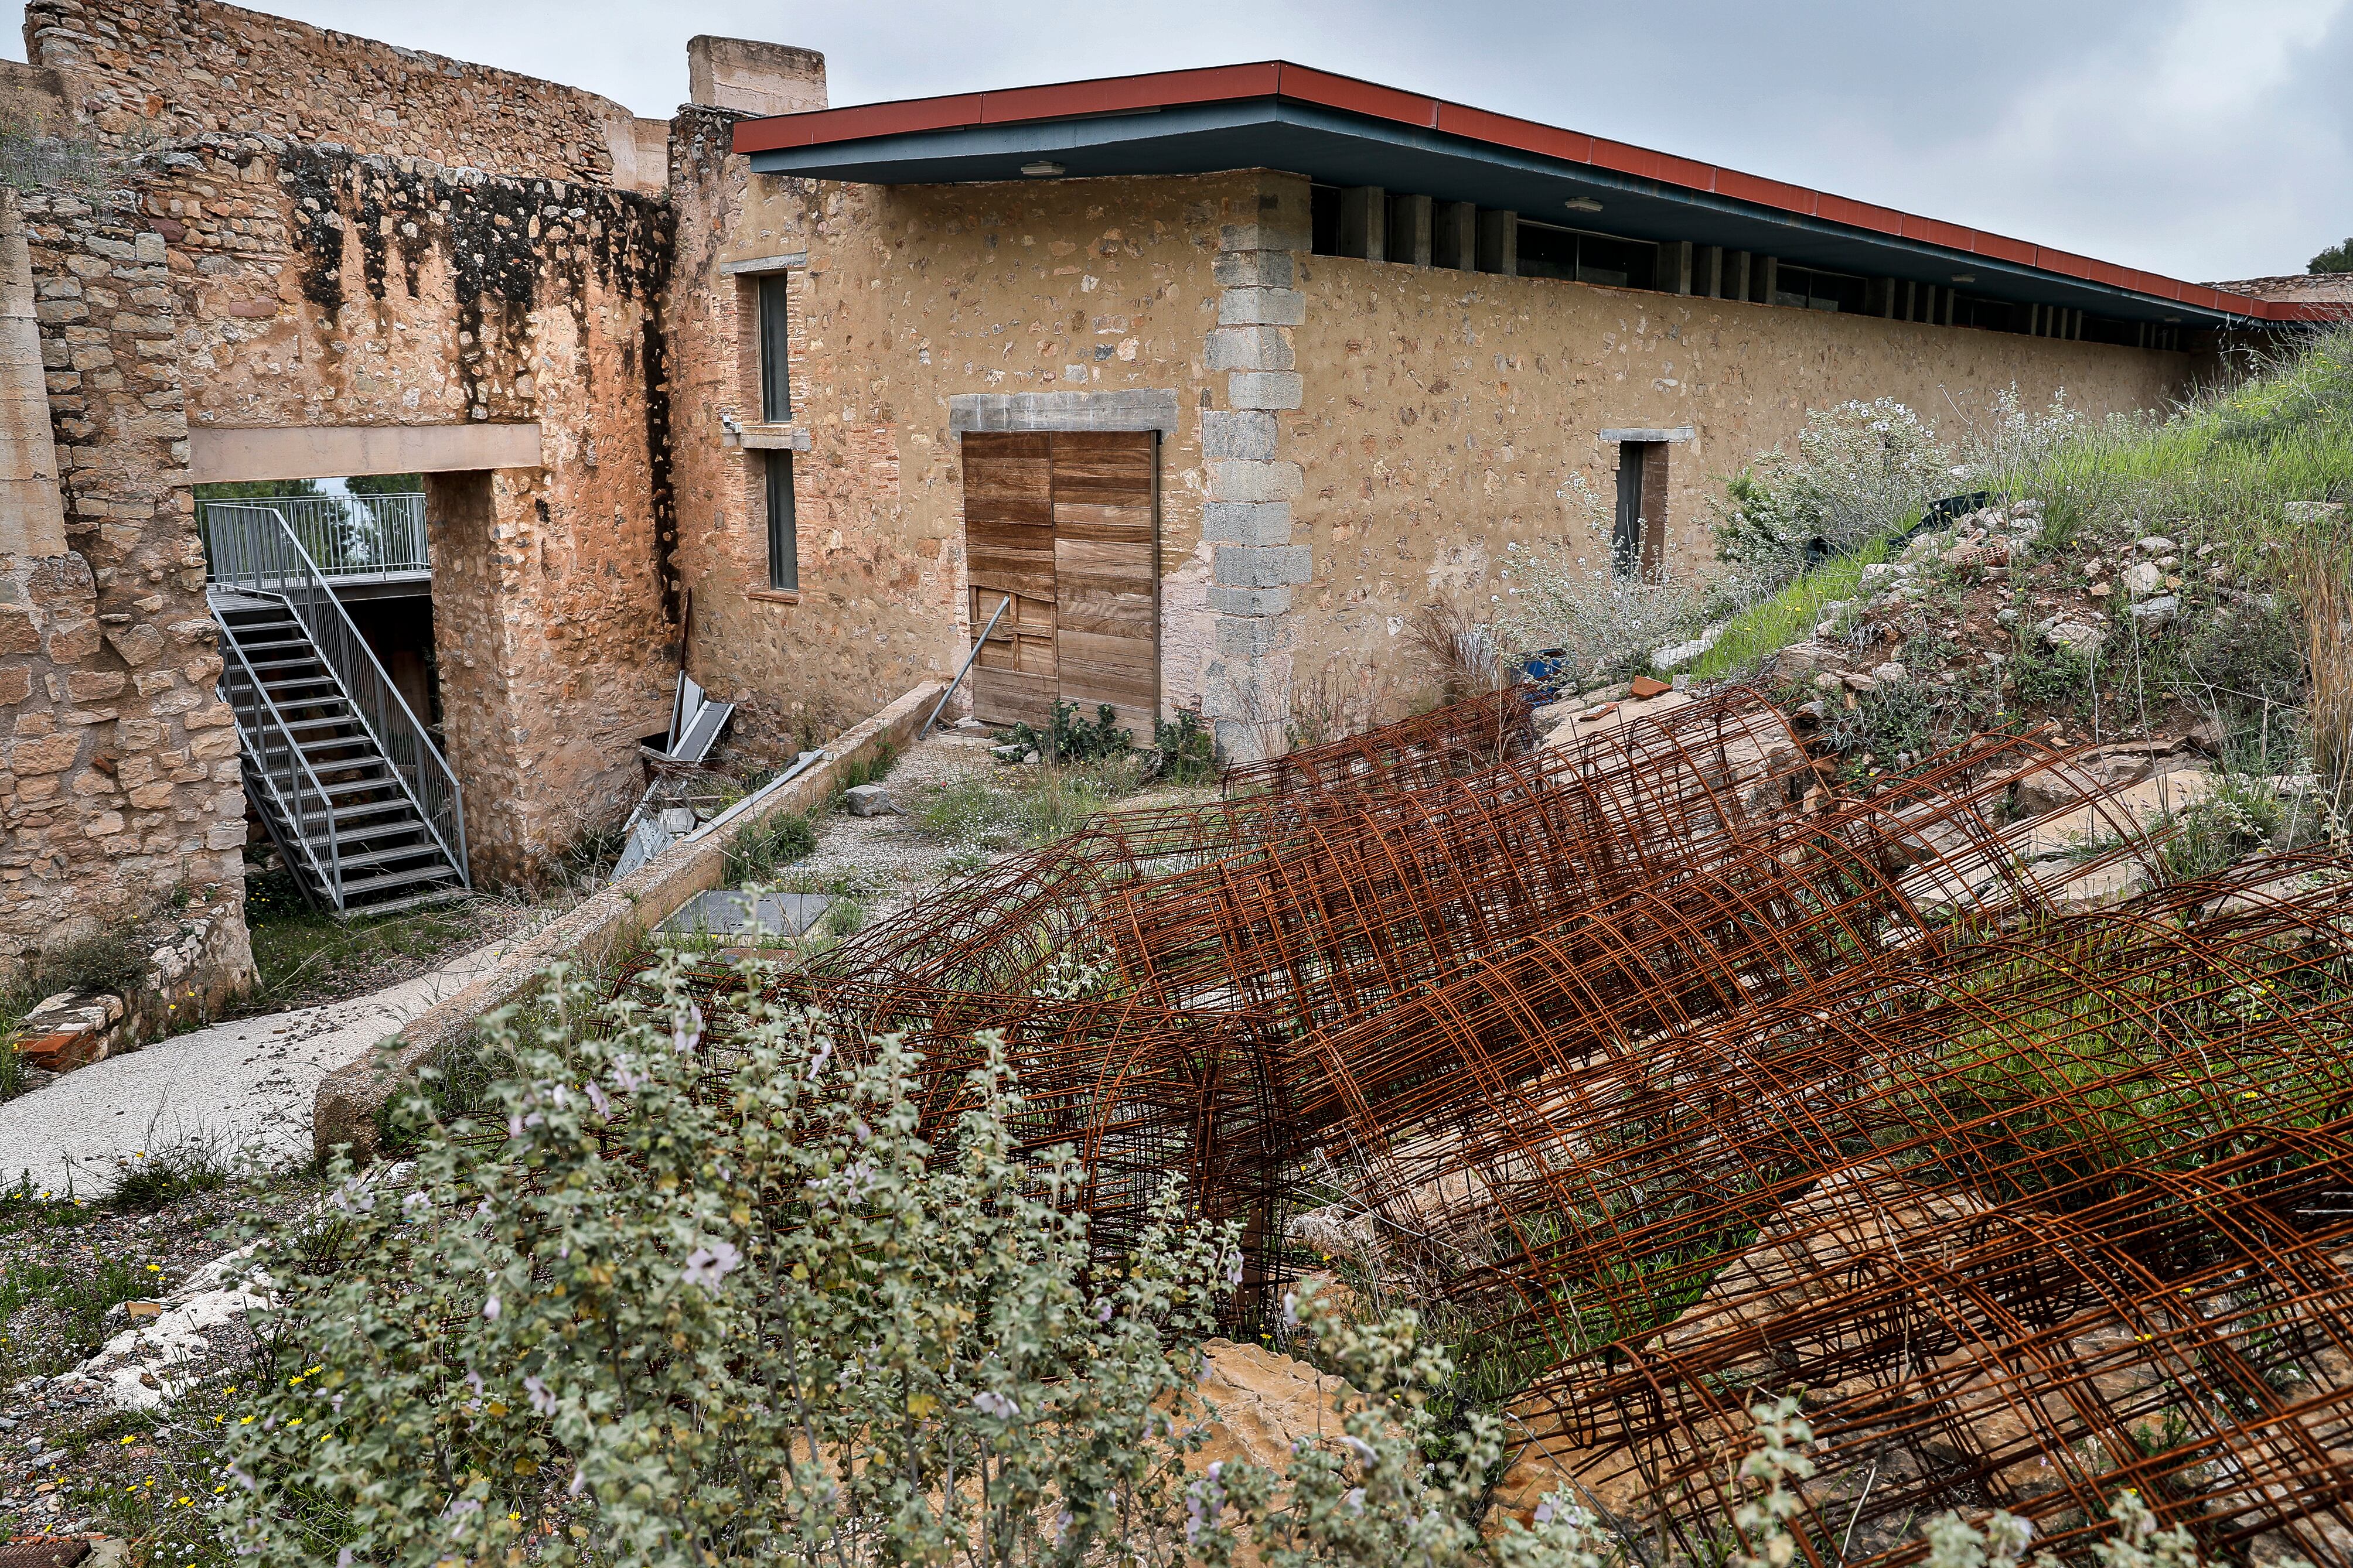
[[0, 917, 557, 1198]]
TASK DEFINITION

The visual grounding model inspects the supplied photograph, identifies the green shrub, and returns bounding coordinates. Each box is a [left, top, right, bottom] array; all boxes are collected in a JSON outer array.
[[229, 960, 1241, 1566], [1155, 710, 1218, 785], [724, 811, 816, 883], [1005, 700, 1135, 763], [1710, 399, 1952, 586]]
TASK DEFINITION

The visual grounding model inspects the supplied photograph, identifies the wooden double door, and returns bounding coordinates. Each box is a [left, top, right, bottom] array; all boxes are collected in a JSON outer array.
[[962, 431, 1159, 739]]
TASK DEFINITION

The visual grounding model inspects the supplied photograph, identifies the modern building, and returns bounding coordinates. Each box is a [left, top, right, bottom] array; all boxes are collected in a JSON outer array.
[[0, 0, 2333, 988]]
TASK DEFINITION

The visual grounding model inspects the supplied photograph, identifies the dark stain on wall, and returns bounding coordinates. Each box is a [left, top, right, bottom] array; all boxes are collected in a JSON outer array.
[[277, 145, 673, 425]]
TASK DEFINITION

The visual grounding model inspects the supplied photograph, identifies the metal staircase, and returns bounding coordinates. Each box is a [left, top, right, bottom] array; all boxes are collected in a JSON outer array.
[[204, 503, 469, 914]]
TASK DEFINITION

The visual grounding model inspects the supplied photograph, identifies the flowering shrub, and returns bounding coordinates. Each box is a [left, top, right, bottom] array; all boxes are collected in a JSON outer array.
[[209, 952, 2252, 1568], [223, 955, 1237, 1566], [1712, 399, 1953, 585], [1499, 545, 1707, 689]]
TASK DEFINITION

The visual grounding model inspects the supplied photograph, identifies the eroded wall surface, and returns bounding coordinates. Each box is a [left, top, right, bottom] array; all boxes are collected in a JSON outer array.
[[2, 179, 244, 968], [1284, 258, 2194, 714], [26, 0, 666, 190], [667, 149, 1247, 735], [150, 134, 679, 877]]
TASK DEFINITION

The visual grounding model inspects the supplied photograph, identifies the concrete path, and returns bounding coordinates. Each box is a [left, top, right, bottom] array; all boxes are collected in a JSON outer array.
[[0, 923, 551, 1198]]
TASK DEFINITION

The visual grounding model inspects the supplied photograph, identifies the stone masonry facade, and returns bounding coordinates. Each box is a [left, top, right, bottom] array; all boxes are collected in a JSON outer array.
[[2, 163, 251, 971], [1201, 175, 1311, 759], [25, 0, 669, 190], [0, 0, 2216, 999]]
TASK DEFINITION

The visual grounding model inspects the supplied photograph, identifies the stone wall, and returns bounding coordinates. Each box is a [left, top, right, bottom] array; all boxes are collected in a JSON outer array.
[[25, 0, 668, 191], [2, 179, 247, 970], [141, 133, 679, 878], [667, 144, 1242, 733], [1281, 258, 2197, 718]]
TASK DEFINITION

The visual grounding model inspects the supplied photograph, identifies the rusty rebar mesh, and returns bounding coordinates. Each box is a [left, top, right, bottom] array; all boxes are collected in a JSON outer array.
[[603, 682, 2353, 1562], [1324, 852, 2353, 1566], [1218, 687, 1538, 798], [817, 688, 1820, 1007]]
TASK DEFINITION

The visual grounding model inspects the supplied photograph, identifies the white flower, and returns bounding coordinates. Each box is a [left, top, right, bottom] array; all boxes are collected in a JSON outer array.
[[682, 1240, 742, 1292], [482, 1294, 501, 1321], [584, 1080, 609, 1118], [1281, 1290, 1300, 1329], [671, 1002, 704, 1056], [971, 1389, 1019, 1419], [524, 1374, 557, 1416], [1096, 1299, 1114, 1324], [1339, 1434, 1377, 1465], [1223, 1248, 1243, 1287], [1345, 1488, 1366, 1512]]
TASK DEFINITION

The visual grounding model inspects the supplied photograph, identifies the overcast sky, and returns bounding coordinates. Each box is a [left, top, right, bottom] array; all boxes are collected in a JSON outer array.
[[7, 0, 2348, 281]]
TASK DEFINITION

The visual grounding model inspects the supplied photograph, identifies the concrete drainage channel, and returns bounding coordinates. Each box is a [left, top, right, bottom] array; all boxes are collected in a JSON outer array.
[[309, 681, 942, 1164]]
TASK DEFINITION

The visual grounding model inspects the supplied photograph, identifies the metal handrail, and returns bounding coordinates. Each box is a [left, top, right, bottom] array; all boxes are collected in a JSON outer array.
[[205, 503, 470, 887], [217, 629, 346, 908], [199, 493, 428, 579]]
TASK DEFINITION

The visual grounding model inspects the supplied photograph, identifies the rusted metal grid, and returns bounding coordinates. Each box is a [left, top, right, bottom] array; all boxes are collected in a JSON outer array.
[[620, 679, 2353, 1559], [1218, 687, 1539, 798], [817, 687, 1823, 1012], [609, 961, 1301, 1322], [1299, 850, 2353, 1565]]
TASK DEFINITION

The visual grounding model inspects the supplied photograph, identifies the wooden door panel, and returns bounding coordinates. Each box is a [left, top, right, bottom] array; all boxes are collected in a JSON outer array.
[[964, 433, 1057, 727], [1050, 431, 1157, 737]]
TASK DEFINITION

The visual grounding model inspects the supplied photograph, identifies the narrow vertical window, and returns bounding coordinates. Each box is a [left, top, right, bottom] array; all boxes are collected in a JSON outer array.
[[765, 450, 797, 592], [1612, 443, 1644, 577], [758, 272, 792, 423]]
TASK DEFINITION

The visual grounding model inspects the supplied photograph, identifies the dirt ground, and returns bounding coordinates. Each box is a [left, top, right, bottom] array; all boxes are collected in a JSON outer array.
[[0, 1174, 296, 1553]]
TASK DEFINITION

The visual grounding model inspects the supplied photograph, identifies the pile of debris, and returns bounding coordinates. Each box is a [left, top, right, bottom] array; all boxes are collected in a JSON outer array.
[[630, 684, 2353, 1565]]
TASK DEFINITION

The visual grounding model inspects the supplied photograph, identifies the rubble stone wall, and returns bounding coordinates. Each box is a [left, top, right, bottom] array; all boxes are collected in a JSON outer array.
[[145, 134, 679, 878], [1284, 259, 2196, 719], [24, 0, 666, 190], [667, 147, 1250, 733], [2, 180, 246, 970]]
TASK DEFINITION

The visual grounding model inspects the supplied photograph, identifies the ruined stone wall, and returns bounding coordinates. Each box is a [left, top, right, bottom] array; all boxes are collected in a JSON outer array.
[[1285, 259, 2194, 716], [139, 133, 678, 877], [25, 0, 666, 190], [1, 181, 248, 971], [667, 144, 1242, 731]]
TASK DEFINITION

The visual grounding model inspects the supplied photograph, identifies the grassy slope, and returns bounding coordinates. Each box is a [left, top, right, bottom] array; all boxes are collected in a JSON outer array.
[[1688, 328, 2353, 693]]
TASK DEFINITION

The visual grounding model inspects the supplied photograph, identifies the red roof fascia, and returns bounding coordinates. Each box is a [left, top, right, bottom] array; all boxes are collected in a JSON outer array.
[[729, 60, 2325, 321]]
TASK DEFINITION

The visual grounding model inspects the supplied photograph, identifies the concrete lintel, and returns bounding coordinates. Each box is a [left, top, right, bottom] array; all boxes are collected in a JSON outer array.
[[189, 423, 543, 484], [737, 423, 811, 451], [718, 251, 810, 276], [948, 388, 1179, 435], [1600, 426, 1696, 444]]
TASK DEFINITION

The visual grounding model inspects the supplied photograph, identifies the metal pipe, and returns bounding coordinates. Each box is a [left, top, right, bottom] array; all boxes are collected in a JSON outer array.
[[918, 594, 1012, 742]]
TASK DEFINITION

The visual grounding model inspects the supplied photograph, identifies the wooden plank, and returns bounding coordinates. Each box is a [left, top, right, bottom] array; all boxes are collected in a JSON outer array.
[[964, 433, 1058, 727], [1051, 431, 1157, 736]]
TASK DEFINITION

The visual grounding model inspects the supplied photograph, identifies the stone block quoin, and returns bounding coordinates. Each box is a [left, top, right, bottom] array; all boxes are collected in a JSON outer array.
[[1200, 175, 1311, 760]]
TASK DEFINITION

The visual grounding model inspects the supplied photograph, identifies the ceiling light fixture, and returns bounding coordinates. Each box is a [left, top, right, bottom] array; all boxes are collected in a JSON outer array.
[[2163, 316, 2181, 323], [1021, 160, 1065, 177], [1563, 196, 1602, 213], [1950, 274, 1975, 284]]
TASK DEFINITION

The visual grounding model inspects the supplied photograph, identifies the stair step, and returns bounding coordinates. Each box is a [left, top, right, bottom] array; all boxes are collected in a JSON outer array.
[[337, 863, 465, 900], [303, 814, 433, 846], [339, 884, 470, 918], [313, 842, 451, 874]]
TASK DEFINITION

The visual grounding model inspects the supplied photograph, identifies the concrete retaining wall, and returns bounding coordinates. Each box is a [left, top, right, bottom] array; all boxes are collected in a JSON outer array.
[[310, 678, 942, 1163]]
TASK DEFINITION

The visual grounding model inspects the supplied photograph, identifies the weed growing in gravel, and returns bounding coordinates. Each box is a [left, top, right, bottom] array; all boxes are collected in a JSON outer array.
[[722, 810, 817, 883]]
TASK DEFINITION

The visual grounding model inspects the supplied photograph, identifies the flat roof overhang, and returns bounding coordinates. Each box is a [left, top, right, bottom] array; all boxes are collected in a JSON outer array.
[[737, 62, 2338, 332]]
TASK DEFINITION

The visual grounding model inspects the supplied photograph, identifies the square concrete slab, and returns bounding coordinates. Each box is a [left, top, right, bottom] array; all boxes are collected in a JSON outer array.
[[660, 889, 833, 939]]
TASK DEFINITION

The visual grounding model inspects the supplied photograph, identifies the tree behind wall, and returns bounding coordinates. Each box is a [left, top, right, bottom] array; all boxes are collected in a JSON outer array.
[[2313, 236, 2353, 274]]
